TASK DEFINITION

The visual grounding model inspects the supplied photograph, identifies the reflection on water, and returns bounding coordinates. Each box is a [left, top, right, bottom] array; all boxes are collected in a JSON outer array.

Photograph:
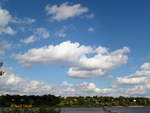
[[108, 107, 150, 113], [61, 108, 105, 113], [61, 107, 150, 113], [0, 107, 150, 113]]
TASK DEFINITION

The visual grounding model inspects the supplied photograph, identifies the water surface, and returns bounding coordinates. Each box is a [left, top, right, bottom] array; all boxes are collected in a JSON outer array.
[[107, 107, 150, 113], [61, 108, 105, 113], [61, 107, 150, 113]]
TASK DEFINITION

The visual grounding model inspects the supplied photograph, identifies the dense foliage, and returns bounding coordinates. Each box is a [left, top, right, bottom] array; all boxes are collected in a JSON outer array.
[[0, 94, 61, 107], [0, 62, 4, 76], [0, 95, 150, 107], [59, 96, 150, 107], [0, 107, 60, 113]]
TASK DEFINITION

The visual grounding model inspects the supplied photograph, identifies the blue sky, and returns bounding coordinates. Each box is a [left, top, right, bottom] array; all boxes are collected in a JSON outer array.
[[0, 0, 150, 96]]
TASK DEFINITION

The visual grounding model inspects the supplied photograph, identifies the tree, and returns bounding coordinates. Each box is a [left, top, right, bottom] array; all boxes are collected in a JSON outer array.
[[0, 62, 4, 76]]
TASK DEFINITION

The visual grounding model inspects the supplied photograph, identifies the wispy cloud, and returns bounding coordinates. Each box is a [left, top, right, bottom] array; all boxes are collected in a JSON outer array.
[[0, 40, 11, 55], [88, 27, 95, 32], [84, 13, 95, 19], [20, 28, 50, 44], [0, 8, 16, 35], [54, 25, 74, 38], [14, 17, 36, 24], [0, 8, 36, 35], [45, 2, 89, 21]]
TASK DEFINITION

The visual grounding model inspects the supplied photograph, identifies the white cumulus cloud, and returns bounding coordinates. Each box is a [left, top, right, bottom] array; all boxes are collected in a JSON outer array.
[[68, 47, 130, 78], [0, 8, 14, 26], [14, 41, 92, 66], [13, 41, 129, 78], [59, 81, 115, 96], [0, 70, 56, 95], [113, 62, 150, 96]]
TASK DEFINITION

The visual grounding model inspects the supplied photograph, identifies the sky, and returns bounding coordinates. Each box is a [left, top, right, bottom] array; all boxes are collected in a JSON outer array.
[[0, 0, 150, 96]]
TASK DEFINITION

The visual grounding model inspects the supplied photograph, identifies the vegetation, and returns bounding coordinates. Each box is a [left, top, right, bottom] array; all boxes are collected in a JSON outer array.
[[0, 95, 149, 107], [0, 107, 60, 113], [0, 62, 4, 76], [0, 94, 61, 107], [59, 96, 150, 107]]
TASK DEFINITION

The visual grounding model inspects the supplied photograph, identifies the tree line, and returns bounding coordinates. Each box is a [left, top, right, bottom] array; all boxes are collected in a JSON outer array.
[[0, 95, 150, 107], [0, 62, 4, 76], [0, 94, 61, 107], [59, 96, 150, 107]]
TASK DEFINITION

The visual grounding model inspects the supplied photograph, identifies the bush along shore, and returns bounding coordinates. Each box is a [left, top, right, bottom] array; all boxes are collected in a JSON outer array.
[[0, 107, 60, 113]]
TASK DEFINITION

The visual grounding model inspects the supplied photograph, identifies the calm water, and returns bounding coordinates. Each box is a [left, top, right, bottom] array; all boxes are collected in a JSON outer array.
[[61, 108, 105, 113], [107, 107, 150, 113], [61, 107, 150, 113]]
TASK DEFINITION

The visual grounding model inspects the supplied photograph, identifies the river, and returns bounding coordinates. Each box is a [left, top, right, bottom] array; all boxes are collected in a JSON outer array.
[[61, 107, 150, 113]]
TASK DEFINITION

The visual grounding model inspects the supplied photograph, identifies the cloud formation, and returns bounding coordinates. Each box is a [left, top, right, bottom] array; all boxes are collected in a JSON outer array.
[[113, 62, 150, 96], [0, 8, 16, 35], [0, 69, 114, 96], [62, 62, 150, 96], [0, 8, 35, 35], [0, 40, 11, 55], [68, 46, 129, 78], [1, 62, 149, 97], [54, 25, 75, 38], [13, 41, 129, 78], [14, 41, 92, 66], [55, 26, 68, 38], [20, 28, 50, 44], [15, 18, 36, 24], [45, 2, 89, 21], [0, 70, 55, 95], [59, 81, 115, 96], [88, 27, 95, 32], [0, 68, 114, 96]]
